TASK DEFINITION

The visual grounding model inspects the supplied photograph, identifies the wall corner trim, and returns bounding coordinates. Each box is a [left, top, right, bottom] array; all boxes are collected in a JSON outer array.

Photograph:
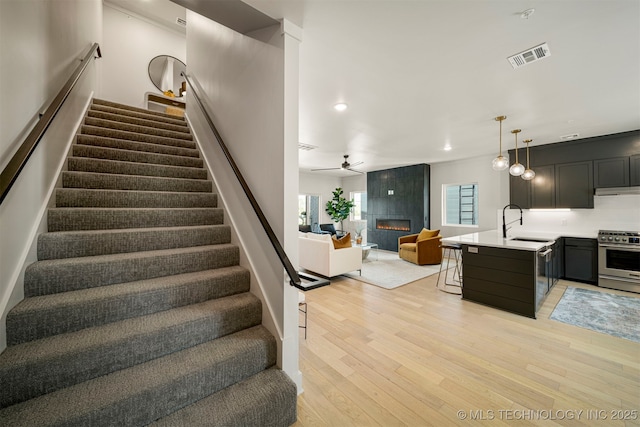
[[281, 19, 302, 42]]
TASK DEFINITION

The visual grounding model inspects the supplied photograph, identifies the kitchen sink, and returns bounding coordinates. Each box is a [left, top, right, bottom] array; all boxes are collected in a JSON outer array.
[[509, 237, 554, 243]]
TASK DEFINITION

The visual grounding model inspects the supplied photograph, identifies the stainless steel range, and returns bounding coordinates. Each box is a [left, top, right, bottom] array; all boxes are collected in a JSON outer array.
[[598, 230, 640, 293]]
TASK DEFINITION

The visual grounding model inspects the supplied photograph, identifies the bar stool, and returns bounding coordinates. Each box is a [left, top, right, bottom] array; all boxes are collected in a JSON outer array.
[[437, 243, 462, 294]]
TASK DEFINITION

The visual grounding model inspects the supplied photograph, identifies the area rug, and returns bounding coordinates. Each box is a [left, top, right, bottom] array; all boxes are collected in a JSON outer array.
[[550, 287, 640, 342], [343, 250, 442, 289]]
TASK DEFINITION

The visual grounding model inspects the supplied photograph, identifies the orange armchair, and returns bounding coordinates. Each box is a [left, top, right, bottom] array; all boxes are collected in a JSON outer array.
[[398, 229, 443, 265]]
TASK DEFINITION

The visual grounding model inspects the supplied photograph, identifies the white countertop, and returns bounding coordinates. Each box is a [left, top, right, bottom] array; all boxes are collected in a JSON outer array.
[[441, 230, 556, 251]]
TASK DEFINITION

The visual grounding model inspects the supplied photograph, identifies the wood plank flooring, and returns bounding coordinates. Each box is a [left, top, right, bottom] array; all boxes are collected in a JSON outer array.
[[294, 273, 640, 426]]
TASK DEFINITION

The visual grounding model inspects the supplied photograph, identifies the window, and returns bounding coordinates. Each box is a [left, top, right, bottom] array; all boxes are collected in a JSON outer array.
[[350, 191, 367, 221], [443, 183, 478, 226], [298, 194, 320, 226]]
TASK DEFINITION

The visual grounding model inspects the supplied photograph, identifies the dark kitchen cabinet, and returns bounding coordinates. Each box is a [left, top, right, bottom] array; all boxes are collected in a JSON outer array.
[[555, 161, 593, 208], [564, 238, 598, 284], [631, 154, 640, 186], [530, 165, 555, 208], [509, 174, 531, 209], [552, 238, 564, 284], [594, 157, 630, 188]]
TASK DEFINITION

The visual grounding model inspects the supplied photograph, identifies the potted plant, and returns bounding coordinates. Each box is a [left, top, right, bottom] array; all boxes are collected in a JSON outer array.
[[325, 187, 355, 235]]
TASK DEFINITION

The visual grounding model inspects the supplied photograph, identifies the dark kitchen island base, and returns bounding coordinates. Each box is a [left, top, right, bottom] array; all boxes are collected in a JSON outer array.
[[461, 244, 539, 318]]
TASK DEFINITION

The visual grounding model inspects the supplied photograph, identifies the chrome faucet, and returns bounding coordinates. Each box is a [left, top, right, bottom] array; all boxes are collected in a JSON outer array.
[[502, 204, 523, 238]]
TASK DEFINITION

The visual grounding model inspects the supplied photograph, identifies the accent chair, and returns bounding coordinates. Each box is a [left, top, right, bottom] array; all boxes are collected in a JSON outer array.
[[398, 228, 443, 265]]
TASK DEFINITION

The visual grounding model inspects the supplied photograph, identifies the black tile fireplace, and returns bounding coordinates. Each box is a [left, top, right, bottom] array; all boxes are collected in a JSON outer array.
[[367, 164, 431, 251]]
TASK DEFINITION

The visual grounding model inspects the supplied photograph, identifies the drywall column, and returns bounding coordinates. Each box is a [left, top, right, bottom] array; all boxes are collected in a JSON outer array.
[[281, 19, 303, 391], [185, 11, 301, 387]]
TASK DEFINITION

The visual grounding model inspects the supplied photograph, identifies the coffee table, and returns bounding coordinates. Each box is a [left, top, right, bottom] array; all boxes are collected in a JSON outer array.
[[356, 242, 378, 261]]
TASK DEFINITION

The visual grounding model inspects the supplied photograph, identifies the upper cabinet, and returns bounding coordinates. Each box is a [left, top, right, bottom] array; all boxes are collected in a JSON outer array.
[[508, 130, 640, 208], [555, 161, 593, 208], [631, 154, 640, 186], [594, 157, 630, 188]]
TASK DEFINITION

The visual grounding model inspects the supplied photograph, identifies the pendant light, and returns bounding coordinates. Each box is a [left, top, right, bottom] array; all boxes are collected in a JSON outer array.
[[491, 116, 509, 171], [521, 139, 535, 180], [509, 129, 525, 176]]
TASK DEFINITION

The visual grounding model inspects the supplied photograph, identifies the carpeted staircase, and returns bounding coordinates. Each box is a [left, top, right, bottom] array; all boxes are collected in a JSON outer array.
[[0, 99, 297, 426]]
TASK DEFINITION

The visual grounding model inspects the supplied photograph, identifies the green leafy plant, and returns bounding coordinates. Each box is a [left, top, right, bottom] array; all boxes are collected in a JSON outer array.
[[325, 187, 355, 232]]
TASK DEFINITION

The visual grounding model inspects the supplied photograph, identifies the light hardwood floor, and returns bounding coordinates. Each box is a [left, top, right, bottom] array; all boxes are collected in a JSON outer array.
[[294, 273, 640, 426]]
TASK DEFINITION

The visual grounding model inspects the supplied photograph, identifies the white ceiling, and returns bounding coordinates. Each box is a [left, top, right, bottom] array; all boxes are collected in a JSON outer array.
[[107, 0, 640, 176]]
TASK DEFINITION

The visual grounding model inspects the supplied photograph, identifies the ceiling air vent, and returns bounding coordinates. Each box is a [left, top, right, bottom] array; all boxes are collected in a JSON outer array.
[[176, 17, 187, 27], [560, 133, 580, 141], [298, 142, 317, 151], [508, 43, 550, 69]]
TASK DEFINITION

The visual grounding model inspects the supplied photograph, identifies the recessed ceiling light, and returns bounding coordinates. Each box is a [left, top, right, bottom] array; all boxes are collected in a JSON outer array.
[[444, 145, 452, 151], [334, 103, 348, 112]]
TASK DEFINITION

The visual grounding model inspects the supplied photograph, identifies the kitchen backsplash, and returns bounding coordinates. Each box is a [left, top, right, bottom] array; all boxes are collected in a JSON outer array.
[[498, 194, 640, 237]]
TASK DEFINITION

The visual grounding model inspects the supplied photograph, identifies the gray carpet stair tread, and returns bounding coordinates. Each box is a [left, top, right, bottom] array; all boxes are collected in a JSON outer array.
[[38, 225, 230, 259], [47, 207, 224, 231], [7, 266, 250, 344], [87, 110, 190, 134], [93, 98, 184, 121], [76, 134, 200, 158], [24, 244, 240, 296], [62, 171, 212, 193], [84, 117, 193, 141], [0, 326, 276, 426], [55, 188, 217, 208], [81, 124, 196, 149], [72, 143, 203, 167], [67, 156, 207, 179], [150, 368, 298, 427], [90, 103, 188, 127]]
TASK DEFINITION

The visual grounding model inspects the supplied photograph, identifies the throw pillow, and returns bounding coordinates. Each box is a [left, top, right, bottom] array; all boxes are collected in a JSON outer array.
[[417, 228, 440, 242], [332, 232, 352, 249]]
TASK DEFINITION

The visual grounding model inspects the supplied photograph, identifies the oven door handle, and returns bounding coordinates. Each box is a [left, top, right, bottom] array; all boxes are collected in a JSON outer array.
[[598, 244, 640, 251]]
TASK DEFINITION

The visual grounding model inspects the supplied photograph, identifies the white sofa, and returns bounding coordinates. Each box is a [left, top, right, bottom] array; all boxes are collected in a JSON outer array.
[[298, 232, 362, 277]]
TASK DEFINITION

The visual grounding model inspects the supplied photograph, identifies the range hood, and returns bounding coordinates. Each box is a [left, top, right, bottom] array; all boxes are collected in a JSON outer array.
[[595, 186, 640, 196]]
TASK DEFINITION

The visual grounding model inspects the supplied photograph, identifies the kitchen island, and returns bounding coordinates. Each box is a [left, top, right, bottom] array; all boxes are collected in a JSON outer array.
[[442, 230, 559, 318]]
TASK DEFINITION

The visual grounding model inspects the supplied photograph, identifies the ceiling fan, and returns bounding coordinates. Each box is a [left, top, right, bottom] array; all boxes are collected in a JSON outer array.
[[311, 155, 364, 174]]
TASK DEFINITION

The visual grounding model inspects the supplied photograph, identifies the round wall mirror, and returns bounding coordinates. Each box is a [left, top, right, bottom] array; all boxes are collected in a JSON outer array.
[[148, 55, 186, 97]]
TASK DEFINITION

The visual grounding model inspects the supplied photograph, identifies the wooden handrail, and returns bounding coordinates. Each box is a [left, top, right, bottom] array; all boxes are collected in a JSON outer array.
[[0, 43, 102, 205], [181, 72, 304, 290]]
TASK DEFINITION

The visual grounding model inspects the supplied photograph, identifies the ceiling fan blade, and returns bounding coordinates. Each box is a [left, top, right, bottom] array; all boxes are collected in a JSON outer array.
[[346, 168, 364, 174], [349, 161, 364, 167], [311, 167, 341, 171]]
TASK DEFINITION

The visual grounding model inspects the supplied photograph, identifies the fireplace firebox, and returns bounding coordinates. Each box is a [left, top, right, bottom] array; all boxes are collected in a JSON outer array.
[[376, 219, 410, 232]]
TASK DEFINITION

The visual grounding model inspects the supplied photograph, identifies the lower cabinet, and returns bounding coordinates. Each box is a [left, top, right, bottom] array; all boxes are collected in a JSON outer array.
[[564, 238, 598, 283]]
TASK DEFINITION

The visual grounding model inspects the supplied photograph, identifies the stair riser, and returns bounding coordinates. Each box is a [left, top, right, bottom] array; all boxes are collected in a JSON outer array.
[[76, 134, 200, 158], [7, 267, 250, 344], [90, 104, 188, 127], [81, 125, 196, 149], [47, 208, 224, 232], [25, 245, 240, 296], [55, 189, 217, 208], [0, 327, 276, 426], [38, 225, 230, 260], [67, 157, 207, 180], [93, 98, 183, 121], [72, 144, 202, 168], [62, 171, 212, 193], [2, 295, 262, 407], [87, 110, 190, 135], [84, 117, 193, 141]]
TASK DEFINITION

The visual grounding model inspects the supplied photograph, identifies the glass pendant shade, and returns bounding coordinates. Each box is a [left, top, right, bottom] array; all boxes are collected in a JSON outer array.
[[521, 138, 535, 180], [509, 162, 525, 176], [492, 155, 509, 171], [491, 116, 508, 171], [509, 129, 524, 176]]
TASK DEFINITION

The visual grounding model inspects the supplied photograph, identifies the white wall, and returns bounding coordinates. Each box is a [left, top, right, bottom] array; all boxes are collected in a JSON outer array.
[[101, 3, 185, 108], [431, 154, 510, 237], [185, 11, 302, 388], [0, 0, 102, 351], [340, 173, 367, 240]]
